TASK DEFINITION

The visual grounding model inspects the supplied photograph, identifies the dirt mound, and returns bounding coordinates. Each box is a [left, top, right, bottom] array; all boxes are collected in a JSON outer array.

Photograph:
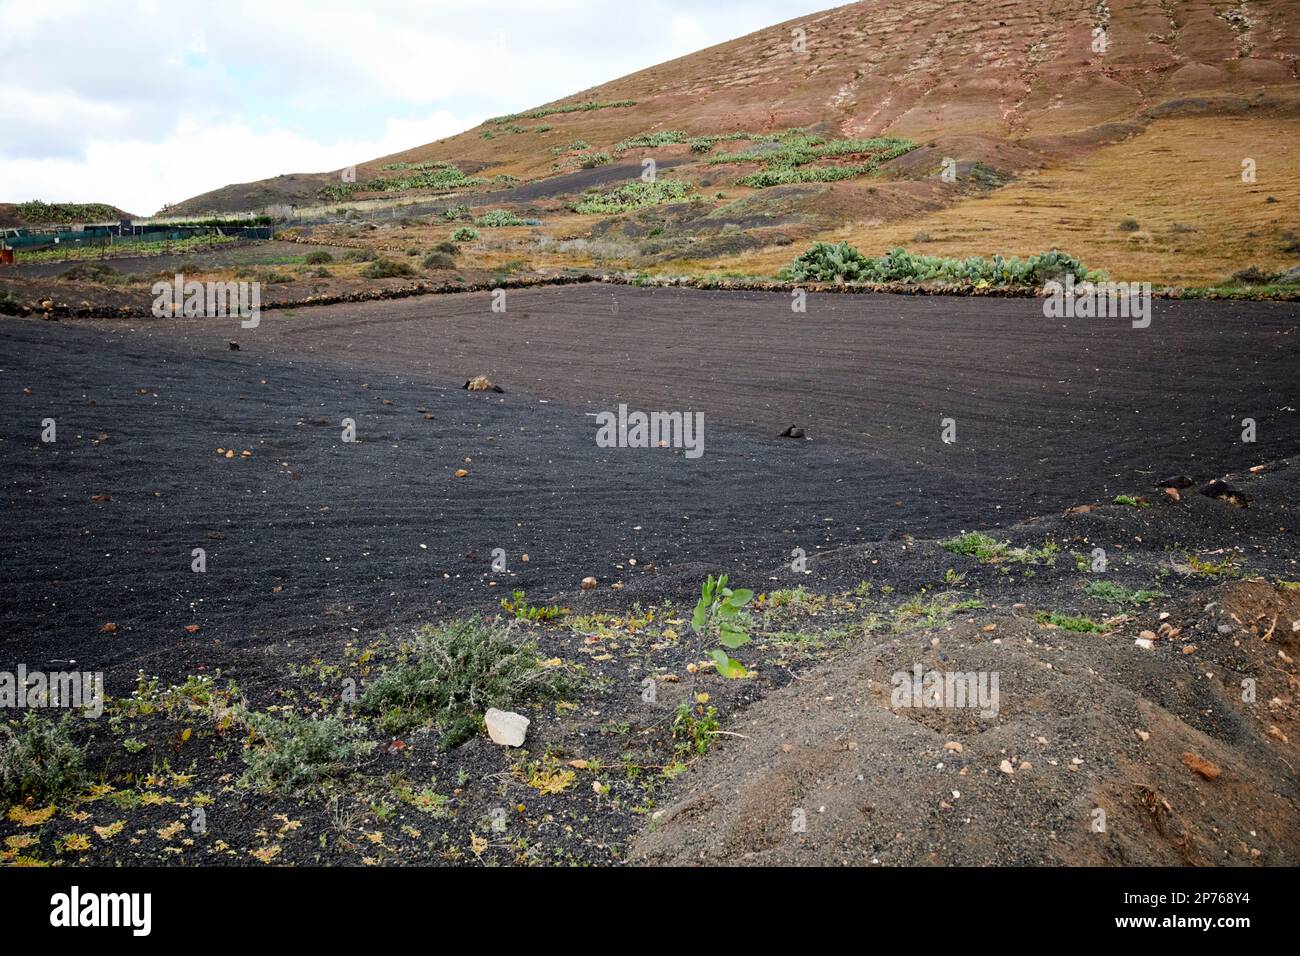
[[631, 580, 1300, 865]]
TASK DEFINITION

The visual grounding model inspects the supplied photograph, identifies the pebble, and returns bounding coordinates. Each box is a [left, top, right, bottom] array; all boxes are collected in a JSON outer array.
[[1181, 751, 1221, 781]]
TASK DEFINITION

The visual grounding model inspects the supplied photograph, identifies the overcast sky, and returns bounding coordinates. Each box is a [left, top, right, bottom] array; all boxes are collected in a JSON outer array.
[[0, 0, 835, 216]]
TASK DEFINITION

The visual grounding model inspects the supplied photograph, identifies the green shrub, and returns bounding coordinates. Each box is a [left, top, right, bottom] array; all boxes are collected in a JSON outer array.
[[15, 200, 118, 224], [342, 248, 378, 262], [361, 258, 416, 279], [433, 240, 458, 254], [783, 241, 875, 282], [451, 227, 479, 242], [318, 162, 484, 201], [782, 243, 1090, 286], [1084, 581, 1167, 606], [500, 590, 567, 622], [442, 204, 471, 221], [574, 179, 692, 215], [1034, 611, 1103, 633], [1229, 265, 1277, 284], [423, 251, 456, 270], [303, 250, 334, 264], [578, 152, 612, 169], [0, 712, 88, 803], [475, 209, 526, 227], [240, 710, 373, 793], [1112, 494, 1148, 508], [58, 263, 119, 282], [615, 130, 688, 152], [941, 532, 1059, 565], [360, 619, 576, 748], [942, 532, 1011, 562], [706, 134, 917, 188], [1118, 217, 1140, 232], [485, 99, 636, 125]]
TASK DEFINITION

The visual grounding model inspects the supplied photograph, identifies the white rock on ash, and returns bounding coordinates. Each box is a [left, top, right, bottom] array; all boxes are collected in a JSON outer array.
[[485, 708, 529, 747]]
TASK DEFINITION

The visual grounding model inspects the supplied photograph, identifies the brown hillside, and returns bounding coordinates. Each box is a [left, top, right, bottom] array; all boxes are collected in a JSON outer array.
[[170, 0, 1300, 284]]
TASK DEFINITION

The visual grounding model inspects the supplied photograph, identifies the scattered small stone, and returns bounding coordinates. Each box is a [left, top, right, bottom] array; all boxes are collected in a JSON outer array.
[[454, 468, 468, 477], [1267, 725, 1289, 744], [464, 375, 504, 393], [580, 576, 597, 590], [779, 425, 806, 439], [1135, 729, 1150, 742], [1181, 751, 1221, 781], [1139, 629, 1157, 641], [999, 759, 1014, 774], [1156, 474, 1194, 489], [1199, 479, 1249, 508], [1135, 638, 1154, 650], [944, 741, 963, 753]]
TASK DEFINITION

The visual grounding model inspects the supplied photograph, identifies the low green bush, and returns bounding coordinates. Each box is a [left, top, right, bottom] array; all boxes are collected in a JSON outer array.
[[574, 179, 692, 215], [360, 619, 576, 748], [0, 712, 88, 803], [475, 210, 526, 227], [783, 242, 1091, 286], [240, 710, 373, 792], [361, 258, 416, 279]]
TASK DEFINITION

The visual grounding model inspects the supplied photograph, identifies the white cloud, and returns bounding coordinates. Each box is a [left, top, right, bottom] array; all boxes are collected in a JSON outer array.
[[2, 111, 471, 215], [0, 0, 832, 214]]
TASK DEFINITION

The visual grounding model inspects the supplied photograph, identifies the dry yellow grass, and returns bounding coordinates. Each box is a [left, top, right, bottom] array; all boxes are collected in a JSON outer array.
[[717, 116, 1300, 285]]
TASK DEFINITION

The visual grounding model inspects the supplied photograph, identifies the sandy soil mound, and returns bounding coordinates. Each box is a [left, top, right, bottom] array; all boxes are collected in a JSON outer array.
[[632, 580, 1300, 866]]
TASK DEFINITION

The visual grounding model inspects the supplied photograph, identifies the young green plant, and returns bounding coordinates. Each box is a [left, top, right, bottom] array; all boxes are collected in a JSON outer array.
[[691, 574, 754, 679]]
